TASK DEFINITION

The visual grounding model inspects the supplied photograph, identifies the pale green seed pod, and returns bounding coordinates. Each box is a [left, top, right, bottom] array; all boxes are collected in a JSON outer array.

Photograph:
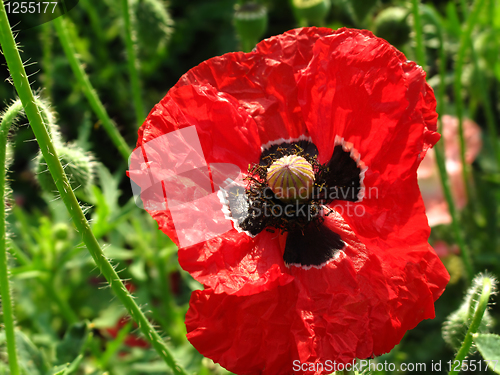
[[234, 2, 268, 52], [267, 155, 314, 202], [292, 0, 331, 26]]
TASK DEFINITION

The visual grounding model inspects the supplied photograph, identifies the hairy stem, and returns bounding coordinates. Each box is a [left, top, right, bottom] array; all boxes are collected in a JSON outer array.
[[449, 276, 492, 375], [52, 16, 131, 161], [0, 100, 23, 375], [0, 7, 186, 375]]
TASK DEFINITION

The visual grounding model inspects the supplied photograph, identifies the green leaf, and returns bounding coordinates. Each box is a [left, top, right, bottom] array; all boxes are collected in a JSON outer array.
[[129, 256, 147, 282], [91, 303, 125, 329], [47, 364, 69, 375], [350, 0, 377, 25], [444, 1, 461, 38], [56, 322, 89, 365], [14, 330, 49, 375], [97, 162, 121, 213], [91, 185, 111, 238], [62, 354, 84, 375], [474, 334, 500, 374]]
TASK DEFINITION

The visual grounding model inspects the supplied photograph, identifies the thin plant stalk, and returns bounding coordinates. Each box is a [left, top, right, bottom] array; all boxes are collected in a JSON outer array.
[[121, 0, 146, 126], [448, 276, 492, 375], [419, 5, 475, 280], [79, 0, 112, 63], [0, 101, 23, 375], [52, 16, 131, 161], [411, 0, 427, 71], [460, 2, 500, 170], [453, 0, 487, 201], [41, 277, 79, 324], [41, 23, 54, 99], [0, 6, 186, 375], [469, 45, 499, 168]]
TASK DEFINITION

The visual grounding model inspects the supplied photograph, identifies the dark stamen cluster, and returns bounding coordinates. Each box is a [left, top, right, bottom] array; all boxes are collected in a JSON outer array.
[[240, 144, 333, 234]]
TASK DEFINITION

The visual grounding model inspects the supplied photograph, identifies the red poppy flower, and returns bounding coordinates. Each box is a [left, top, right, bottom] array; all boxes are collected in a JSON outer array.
[[129, 27, 449, 374], [104, 317, 149, 349]]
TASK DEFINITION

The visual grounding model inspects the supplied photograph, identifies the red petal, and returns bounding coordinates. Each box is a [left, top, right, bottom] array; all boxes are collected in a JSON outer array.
[[178, 229, 294, 296], [297, 28, 438, 174], [186, 285, 302, 375], [256, 27, 334, 74], [288, 211, 449, 360], [132, 84, 261, 245], [175, 52, 306, 144], [139, 84, 261, 171], [186, 211, 449, 375]]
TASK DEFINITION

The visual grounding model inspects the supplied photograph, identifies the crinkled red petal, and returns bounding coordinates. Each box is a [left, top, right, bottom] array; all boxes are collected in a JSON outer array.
[[175, 52, 306, 144], [133, 83, 261, 244], [256, 27, 335, 75], [178, 229, 294, 296], [186, 211, 449, 375], [138, 84, 261, 171], [298, 28, 438, 169]]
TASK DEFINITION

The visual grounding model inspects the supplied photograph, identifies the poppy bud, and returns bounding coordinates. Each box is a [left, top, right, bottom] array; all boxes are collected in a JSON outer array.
[[292, 0, 331, 26], [267, 155, 314, 202], [373, 7, 411, 48], [234, 2, 268, 52], [132, 0, 174, 73], [36, 145, 94, 194], [53, 222, 71, 240]]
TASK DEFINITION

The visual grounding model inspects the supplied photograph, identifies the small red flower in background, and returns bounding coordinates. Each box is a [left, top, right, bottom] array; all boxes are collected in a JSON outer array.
[[104, 317, 149, 349], [130, 28, 450, 374]]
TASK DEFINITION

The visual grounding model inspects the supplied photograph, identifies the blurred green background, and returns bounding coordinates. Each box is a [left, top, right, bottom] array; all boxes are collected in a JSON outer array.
[[1, 0, 500, 374]]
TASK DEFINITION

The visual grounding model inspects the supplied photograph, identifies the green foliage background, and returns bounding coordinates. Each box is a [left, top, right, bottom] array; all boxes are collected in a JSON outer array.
[[1, 0, 500, 374]]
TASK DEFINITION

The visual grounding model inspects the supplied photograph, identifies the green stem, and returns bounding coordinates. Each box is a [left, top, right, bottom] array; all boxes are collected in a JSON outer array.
[[0, 6, 186, 375], [121, 0, 146, 126], [454, 0, 487, 202], [448, 276, 492, 375], [41, 276, 79, 324], [41, 23, 54, 99], [468, 31, 500, 170], [99, 321, 133, 368], [241, 37, 258, 53], [411, 0, 426, 71], [0, 101, 23, 375], [52, 16, 131, 161], [79, 0, 111, 63], [422, 6, 475, 281]]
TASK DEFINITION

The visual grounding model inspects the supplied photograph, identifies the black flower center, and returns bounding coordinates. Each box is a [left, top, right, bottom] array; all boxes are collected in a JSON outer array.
[[221, 138, 366, 268]]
